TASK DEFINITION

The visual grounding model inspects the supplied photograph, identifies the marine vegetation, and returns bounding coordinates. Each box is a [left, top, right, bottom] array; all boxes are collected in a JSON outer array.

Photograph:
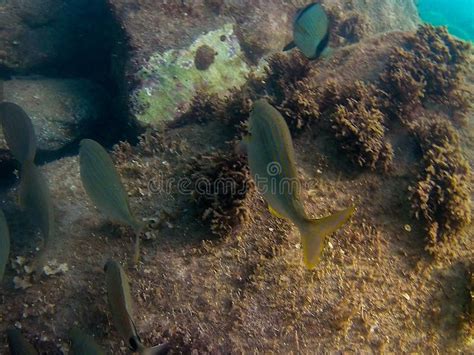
[[79, 139, 144, 262], [265, 51, 311, 104], [0, 209, 10, 282], [380, 25, 472, 122], [277, 78, 321, 133], [408, 118, 471, 255], [319, 80, 393, 172], [104, 260, 169, 354], [170, 91, 223, 127], [241, 99, 354, 269], [186, 151, 252, 238]]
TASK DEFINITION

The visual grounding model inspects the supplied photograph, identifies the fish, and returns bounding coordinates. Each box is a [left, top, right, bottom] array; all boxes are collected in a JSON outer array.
[[239, 99, 354, 269], [0, 101, 37, 163], [7, 328, 38, 355], [0, 209, 10, 281], [104, 260, 169, 355], [69, 327, 106, 355], [79, 139, 143, 261], [283, 2, 330, 60], [19, 160, 54, 273]]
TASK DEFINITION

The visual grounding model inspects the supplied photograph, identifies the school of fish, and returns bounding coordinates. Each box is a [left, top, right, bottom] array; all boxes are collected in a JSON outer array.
[[0, 2, 354, 353]]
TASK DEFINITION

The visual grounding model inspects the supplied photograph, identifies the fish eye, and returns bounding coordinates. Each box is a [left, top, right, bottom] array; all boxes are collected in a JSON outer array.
[[129, 337, 139, 351]]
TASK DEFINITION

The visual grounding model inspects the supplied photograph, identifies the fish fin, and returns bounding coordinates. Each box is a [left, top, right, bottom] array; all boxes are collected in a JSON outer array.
[[319, 46, 333, 59], [283, 41, 297, 52], [141, 343, 171, 355], [268, 205, 285, 219], [298, 206, 355, 269], [235, 139, 248, 156]]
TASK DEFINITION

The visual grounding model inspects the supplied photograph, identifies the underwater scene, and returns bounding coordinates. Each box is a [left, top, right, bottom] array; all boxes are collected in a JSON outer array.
[[0, 0, 472, 353]]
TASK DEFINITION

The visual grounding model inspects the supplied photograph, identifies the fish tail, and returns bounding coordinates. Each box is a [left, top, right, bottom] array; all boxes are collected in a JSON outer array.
[[133, 233, 140, 265], [140, 343, 170, 355], [298, 206, 355, 269], [131, 220, 144, 265]]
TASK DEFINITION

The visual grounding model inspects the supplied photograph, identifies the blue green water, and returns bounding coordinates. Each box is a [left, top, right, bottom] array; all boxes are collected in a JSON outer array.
[[417, 0, 474, 41]]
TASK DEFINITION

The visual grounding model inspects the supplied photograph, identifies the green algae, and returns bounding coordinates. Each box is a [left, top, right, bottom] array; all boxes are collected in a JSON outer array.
[[133, 24, 252, 125]]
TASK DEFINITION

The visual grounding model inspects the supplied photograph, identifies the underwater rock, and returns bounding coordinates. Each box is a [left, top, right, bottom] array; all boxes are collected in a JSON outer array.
[[0, 0, 116, 77], [1, 79, 109, 151], [108, 0, 420, 126], [131, 23, 252, 125]]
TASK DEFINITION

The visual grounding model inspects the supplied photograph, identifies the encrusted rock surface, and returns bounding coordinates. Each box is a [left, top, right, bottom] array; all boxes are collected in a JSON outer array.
[[1, 78, 109, 151], [107, 0, 420, 126]]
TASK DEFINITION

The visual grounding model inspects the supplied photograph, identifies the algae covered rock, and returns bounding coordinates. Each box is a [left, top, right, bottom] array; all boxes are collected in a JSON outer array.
[[108, 0, 420, 127], [131, 24, 251, 125], [1, 79, 109, 151]]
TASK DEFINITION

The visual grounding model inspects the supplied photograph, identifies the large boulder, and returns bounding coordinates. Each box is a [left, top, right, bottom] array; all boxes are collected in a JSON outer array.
[[107, 0, 420, 126], [0, 0, 116, 78], [1, 78, 109, 151]]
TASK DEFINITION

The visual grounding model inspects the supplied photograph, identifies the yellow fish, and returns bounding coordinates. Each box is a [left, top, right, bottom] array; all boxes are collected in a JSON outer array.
[[80, 139, 143, 262], [104, 260, 169, 355], [240, 99, 354, 269]]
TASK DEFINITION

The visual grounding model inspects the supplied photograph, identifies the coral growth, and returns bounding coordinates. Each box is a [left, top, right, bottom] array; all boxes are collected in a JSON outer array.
[[408, 118, 472, 255], [186, 151, 253, 238], [380, 25, 472, 122]]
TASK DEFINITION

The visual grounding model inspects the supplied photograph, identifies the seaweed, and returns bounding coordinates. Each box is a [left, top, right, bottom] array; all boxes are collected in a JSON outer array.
[[408, 118, 472, 255], [324, 81, 393, 172], [170, 91, 224, 128], [379, 48, 426, 122], [265, 52, 312, 103], [186, 151, 253, 238], [380, 25, 472, 122], [277, 78, 320, 133]]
